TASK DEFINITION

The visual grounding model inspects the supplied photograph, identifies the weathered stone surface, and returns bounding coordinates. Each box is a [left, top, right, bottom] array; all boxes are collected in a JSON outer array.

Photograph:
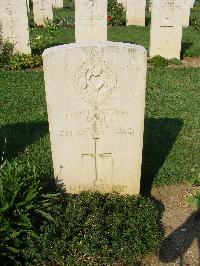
[[33, 0, 53, 26], [43, 42, 147, 195], [52, 0, 63, 8], [126, 0, 146, 26], [75, 0, 107, 42], [0, 0, 31, 54], [149, 0, 182, 59]]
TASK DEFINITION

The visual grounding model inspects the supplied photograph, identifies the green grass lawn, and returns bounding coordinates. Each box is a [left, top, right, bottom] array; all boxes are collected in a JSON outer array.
[[0, 68, 199, 194], [30, 25, 200, 57], [28, 5, 200, 57]]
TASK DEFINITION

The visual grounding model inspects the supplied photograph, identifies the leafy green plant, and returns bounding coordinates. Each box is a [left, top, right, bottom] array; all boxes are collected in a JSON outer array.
[[0, 34, 14, 67], [108, 0, 126, 26], [43, 19, 58, 35], [54, 15, 75, 28], [168, 58, 182, 65], [190, 15, 200, 31], [0, 161, 59, 263], [148, 55, 169, 67], [23, 192, 162, 265], [6, 53, 42, 70], [186, 190, 200, 209], [64, 0, 75, 11]]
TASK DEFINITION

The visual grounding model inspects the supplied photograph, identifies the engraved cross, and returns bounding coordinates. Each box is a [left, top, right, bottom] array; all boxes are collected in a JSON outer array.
[[82, 137, 112, 185]]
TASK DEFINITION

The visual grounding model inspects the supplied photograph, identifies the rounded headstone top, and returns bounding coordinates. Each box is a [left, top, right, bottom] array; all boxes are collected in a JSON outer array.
[[42, 41, 147, 59]]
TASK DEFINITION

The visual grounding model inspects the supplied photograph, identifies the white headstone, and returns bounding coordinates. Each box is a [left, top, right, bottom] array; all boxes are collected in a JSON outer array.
[[32, 0, 53, 26], [149, 0, 152, 11], [75, 0, 107, 42], [43, 42, 147, 195], [26, 0, 30, 12], [0, 0, 31, 54], [182, 0, 191, 27], [52, 0, 63, 9], [149, 0, 183, 59], [126, 0, 146, 26], [190, 0, 195, 8]]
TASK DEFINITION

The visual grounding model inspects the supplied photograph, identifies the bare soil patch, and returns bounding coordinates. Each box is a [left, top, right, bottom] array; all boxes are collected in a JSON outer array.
[[182, 57, 200, 67], [141, 184, 200, 266]]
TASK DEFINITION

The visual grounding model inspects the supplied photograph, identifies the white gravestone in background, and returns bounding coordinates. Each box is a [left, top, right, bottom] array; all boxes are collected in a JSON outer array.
[[43, 42, 147, 195], [0, 0, 31, 54], [190, 0, 195, 7], [150, 0, 182, 59], [52, 0, 63, 8], [26, 0, 30, 12], [126, 0, 146, 26], [33, 0, 53, 26], [75, 0, 107, 42], [182, 0, 191, 27]]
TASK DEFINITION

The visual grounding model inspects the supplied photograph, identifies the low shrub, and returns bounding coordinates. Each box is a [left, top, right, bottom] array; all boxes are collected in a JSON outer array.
[[190, 15, 200, 31], [168, 58, 182, 65], [23, 192, 162, 265], [64, 0, 75, 11], [54, 16, 75, 28], [0, 161, 59, 264], [6, 53, 42, 70], [108, 0, 126, 26], [148, 55, 169, 67], [0, 38, 14, 66], [186, 190, 200, 209]]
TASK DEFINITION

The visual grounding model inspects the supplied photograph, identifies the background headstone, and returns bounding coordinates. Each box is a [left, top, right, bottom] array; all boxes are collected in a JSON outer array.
[[75, 0, 107, 42], [149, 0, 182, 59], [182, 0, 191, 27], [190, 0, 195, 7], [43, 42, 147, 195], [126, 0, 146, 26], [33, 0, 53, 26], [0, 0, 31, 54], [52, 0, 63, 9], [26, 0, 30, 12]]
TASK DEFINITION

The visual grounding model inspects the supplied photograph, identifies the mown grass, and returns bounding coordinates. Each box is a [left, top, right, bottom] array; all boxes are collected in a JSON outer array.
[[30, 25, 200, 57], [0, 68, 199, 193]]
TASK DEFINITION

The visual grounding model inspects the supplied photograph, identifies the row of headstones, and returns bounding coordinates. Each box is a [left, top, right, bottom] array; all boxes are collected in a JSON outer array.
[[31, 0, 63, 26], [0, 0, 63, 54], [31, 0, 196, 28], [118, 0, 195, 27], [0, 0, 196, 58]]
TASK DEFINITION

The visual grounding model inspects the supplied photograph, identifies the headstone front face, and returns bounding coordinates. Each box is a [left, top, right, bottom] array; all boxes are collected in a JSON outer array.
[[149, 0, 182, 59], [33, 0, 53, 26], [52, 0, 63, 8], [0, 0, 31, 54], [126, 0, 146, 26], [75, 0, 107, 42], [43, 42, 147, 195]]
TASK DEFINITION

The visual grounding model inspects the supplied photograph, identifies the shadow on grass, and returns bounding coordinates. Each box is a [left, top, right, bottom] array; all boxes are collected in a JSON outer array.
[[140, 118, 183, 196], [159, 210, 200, 264], [181, 42, 193, 58], [0, 121, 48, 162]]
